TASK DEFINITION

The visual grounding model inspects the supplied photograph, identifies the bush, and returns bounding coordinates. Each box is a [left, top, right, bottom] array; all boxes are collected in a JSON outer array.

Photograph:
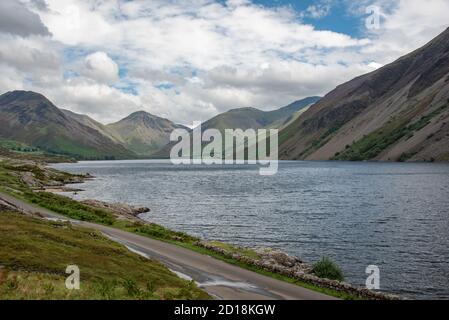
[[122, 278, 141, 297], [312, 257, 344, 281], [95, 280, 117, 299]]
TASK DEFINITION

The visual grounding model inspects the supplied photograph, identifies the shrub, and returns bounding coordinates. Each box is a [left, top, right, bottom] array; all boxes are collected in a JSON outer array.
[[312, 257, 344, 281], [95, 280, 117, 299], [122, 278, 141, 297]]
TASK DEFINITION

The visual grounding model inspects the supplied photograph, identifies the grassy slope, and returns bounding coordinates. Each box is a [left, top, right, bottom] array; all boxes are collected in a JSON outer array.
[[0, 146, 73, 164], [40, 129, 133, 160], [0, 139, 40, 152], [0, 212, 209, 300]]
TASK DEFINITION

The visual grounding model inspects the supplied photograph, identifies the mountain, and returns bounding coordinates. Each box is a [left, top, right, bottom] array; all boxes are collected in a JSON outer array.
[[106, 111, 188, 156], [279, 27, 449, 162], [152, 96, 321, 158], [0, 91, 136, 160], [202, 96, 321, 132], [61, 109, 123, 144]]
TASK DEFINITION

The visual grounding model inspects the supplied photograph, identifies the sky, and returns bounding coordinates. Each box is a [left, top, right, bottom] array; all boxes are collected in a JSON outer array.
[[0, 0, 448, 125]]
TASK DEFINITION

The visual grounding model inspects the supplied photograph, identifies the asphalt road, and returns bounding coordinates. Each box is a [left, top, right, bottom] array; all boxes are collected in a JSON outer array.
[[0, 191, 336, 300]]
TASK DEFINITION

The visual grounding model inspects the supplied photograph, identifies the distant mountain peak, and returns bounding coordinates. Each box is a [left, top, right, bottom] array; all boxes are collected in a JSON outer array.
[[227, 107, 260, 113], [0, 90, 52, 106], [5, 90, 45, 99], [122, 110, 170, 124], [128, 110, 154, 118], [107, 110, 187, 156]]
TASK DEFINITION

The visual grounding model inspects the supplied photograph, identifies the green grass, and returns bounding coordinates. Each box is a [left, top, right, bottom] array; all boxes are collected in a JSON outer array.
[[24, 191, 116, 225], [43, 136, 119, 161], [0, 139, 40, 153], [0, 145, 73, 164], [0, 211, 210, 300]]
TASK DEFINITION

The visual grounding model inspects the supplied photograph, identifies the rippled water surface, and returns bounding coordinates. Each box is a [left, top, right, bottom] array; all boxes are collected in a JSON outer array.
[[53, 160, 449, 299]]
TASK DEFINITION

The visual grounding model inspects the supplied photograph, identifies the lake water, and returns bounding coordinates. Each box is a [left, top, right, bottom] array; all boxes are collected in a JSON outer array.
[[53, 160, 449, 299]]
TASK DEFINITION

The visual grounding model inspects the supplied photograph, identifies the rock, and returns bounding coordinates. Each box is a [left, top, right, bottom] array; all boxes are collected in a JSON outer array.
[[133, 206, 151, 215], [265, 250, 299, 267], [20, 172, 43, 188], [66, 175, 87, 184], [81, 199, 150, 221]]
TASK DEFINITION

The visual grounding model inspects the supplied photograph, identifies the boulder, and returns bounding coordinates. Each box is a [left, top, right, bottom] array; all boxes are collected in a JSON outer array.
[[81, 199, 150, 219]]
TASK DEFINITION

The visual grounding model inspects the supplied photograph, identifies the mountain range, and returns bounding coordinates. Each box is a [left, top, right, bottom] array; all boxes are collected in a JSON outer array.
[[201, 96, 321, 133], [0, 90, 317, 160], [279, 27, 449, 162], [150, 96, 320, 158]]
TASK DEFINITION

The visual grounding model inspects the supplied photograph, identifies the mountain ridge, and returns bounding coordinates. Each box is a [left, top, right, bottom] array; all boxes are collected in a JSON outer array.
[[151, 96, 321, 158], [202, 96, 321, 133], [0, 91, 136, 160], [279, 27, 449, 162], [61, 109, 124, 144], [106, 110, 189, 156]]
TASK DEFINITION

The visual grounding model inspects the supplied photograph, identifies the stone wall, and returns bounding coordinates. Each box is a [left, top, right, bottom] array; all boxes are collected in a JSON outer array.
[[196, 241, 400, 300]]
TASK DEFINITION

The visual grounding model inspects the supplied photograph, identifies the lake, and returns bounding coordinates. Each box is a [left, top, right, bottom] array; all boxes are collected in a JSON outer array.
[[53, 160, 449, 299]]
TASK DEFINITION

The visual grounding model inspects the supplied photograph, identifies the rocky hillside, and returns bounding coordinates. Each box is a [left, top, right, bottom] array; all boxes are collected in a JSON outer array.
[[279, 27, 449, 162], [107, 111, 188, 156], [0, 91, 136, 160]]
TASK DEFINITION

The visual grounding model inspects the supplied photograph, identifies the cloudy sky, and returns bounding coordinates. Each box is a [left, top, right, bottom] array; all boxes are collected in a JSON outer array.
[[0, 0, 448, 125]]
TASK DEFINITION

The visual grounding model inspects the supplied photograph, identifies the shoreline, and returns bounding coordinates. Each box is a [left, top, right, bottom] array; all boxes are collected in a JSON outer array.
[[48, 162, 400, 300], [0, 154, 401, 300]]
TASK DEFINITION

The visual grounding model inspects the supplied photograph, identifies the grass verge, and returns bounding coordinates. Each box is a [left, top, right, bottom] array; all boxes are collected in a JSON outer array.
[[0, 211, 209, 300]]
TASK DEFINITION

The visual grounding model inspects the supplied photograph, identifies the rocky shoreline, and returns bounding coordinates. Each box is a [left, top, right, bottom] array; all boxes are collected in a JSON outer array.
[[80, 199, 150, 222], [196, 241, 400, 300]]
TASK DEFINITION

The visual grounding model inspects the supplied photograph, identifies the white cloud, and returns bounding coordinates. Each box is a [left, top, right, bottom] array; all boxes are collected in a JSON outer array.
[[57, 79, 141, 123], [83, 52, 119, 84], [0, 34, 60, 73], [0, 0, 448, 126], [367, 61, 383, 70], [351, 0, 449, 64]]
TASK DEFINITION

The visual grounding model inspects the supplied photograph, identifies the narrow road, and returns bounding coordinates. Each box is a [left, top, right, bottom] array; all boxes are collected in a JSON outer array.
[[0, 191, 336, 300]]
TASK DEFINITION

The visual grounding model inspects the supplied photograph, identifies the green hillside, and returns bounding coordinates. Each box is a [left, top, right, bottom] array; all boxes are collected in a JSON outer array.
[[0, 91, 137, 160]]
